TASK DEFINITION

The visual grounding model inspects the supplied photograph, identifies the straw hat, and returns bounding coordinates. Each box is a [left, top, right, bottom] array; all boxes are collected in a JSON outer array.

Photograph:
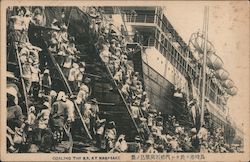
[[80, 67, 85, 72], [7, 92, 15, 102], [191, 128, 197, 133], [28, 58, 33, 63], [80, 62, 86, 67], [133, 100, 140, 106], [146, 139, 154, 145], [84, 77, 91, 83], [44, 69, 50, 74], [69, 95, 77, 99], [7, 71, 18, 81], [135, 135, 141, 141], [52, 18, 58, 24], [140, 117, 147, 122], [109, 121, 116, 128], [97, 119, 106, 124], [20, 47, 30, 55], [149, 109, 157, 113], [148, 113, 154, 117], [166, 134, 172, 140], [61, 24, 68, 30], [50, 90, 57, 97], [111, 39, 116, 43], [25, 10, 31, 16], [91, 98, 98, 103], [24, 43, 41, 51], [72, 63, 79, 68], [43, 102, 50, 108], [84, 103, 92, 110], [51, 25, 60, 31], [174, 123, 180, 127], [111, 55, 119, 60], [61, 34, 69, 42], [29, 106, 36, 112], [118, 134, 125, 140]]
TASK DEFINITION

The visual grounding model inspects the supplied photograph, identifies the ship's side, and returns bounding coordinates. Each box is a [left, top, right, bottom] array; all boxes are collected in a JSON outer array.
[[101, 6, 241, 143], [5, 5, 243, 154]]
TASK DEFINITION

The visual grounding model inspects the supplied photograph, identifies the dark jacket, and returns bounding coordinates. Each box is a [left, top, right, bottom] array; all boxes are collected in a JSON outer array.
[[50, 100, 67, 128]]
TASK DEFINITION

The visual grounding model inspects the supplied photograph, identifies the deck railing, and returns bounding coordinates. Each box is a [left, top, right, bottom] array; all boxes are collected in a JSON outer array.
[[124, 13, 155, 23]]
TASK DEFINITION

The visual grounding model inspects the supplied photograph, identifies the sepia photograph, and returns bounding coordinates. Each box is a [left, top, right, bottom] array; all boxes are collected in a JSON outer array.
[[1, 1, 249, 161]]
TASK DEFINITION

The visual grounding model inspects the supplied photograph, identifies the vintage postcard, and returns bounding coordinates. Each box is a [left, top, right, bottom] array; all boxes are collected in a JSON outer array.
[[1, 0, 249, 162]]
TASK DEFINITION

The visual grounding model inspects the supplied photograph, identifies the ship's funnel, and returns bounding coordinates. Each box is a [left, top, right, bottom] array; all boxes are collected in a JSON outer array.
[[206, 53, 223, 70], [222, 79, 234, 89], [226, 86, 237, 96], [215, 68, 229, 81]]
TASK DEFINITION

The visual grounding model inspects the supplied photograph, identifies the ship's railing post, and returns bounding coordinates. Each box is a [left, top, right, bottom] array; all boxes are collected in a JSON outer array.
[[144, 14, 147, 23], [154, 7, 157, 24], [200, 6, 209, 126]]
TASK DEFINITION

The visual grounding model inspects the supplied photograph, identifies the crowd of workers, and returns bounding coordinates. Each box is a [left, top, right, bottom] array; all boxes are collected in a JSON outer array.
[[6, 6, 241, 153], [86, 6, 241, 153]]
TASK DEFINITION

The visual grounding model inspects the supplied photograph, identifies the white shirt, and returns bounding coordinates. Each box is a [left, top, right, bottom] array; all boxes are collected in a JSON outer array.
[[115, 140, 128, 152], [7, 84, 19, 104], [174, 92, 183, 98], [198, 127, 208, 141], [105, 128, 116, 140], [63, 55, 74, 68], [27, 113, 36, 125], [11, 15, 24, 30], [23, 16, 31, 31], [80, 84, 89, 93], [22, 63, 32, 79], [96, 124, 105, 135], [131, 105, 139, 119], [58, 31, 68, 43], [146, 146, 158, 153], [30, 50, 39, 64], [76, 71, 84, 81], [100, 49, 111, 63], [40, 109, 50, 120], [31, 66, 40, 82], [170, 139, 179, 150], [65, 99, 75, 121], [68, 67, 77, 81], [38, 109, 50, 129], [147, 116, 153, 127], [76, 90, 87, 104], [113, 70, 123, 81], [121, 84, 130, 94]]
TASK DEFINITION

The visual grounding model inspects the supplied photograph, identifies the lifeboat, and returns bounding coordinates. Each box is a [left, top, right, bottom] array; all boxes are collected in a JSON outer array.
[[215, 68, 229, 81], [189, 32, 214, 55], [222, 79, 234, 89], [221, 97, 227, 105], [226, 86, 237, 96], [206, 53, 223, 70]]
